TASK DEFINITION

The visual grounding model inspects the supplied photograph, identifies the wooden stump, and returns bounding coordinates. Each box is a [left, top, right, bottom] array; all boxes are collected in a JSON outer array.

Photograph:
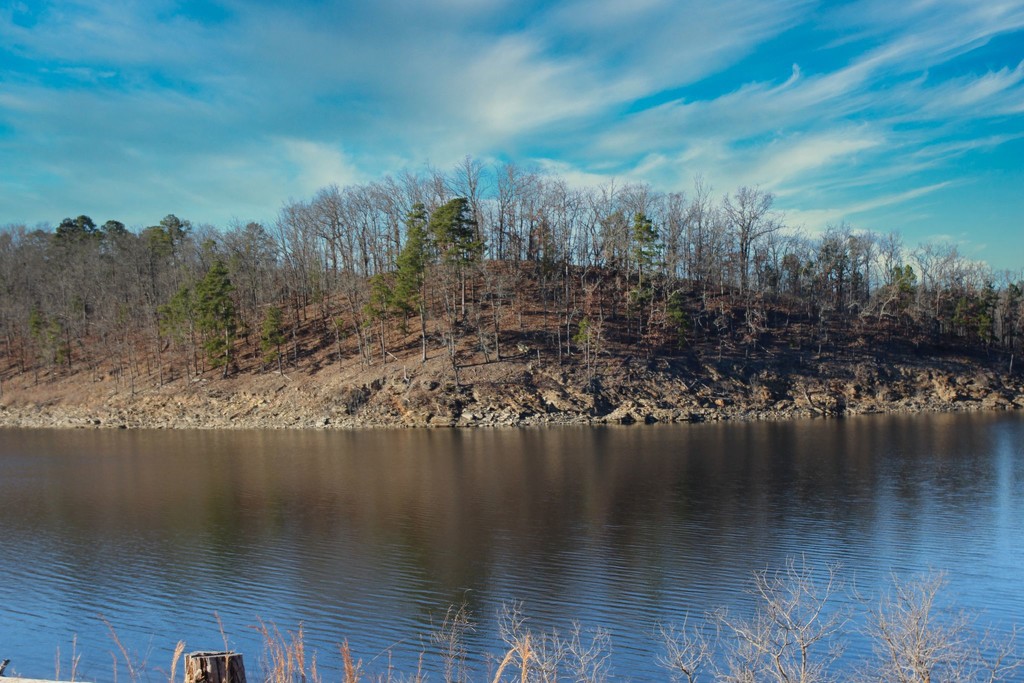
[[184, 651, 247, 683]]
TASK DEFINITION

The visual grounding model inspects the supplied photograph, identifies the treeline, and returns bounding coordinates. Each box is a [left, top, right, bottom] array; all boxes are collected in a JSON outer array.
[[1, 158, 1022, 387]]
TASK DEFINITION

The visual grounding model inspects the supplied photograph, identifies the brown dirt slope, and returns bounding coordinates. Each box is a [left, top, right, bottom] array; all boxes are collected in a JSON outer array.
[[1, 333, 1021, 429]]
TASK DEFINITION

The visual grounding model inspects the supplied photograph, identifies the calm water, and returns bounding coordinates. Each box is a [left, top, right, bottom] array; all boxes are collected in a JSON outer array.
[[1, 412, 1023, 680]]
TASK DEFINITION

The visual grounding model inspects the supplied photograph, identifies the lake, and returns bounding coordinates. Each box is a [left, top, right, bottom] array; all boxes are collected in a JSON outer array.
[[1, 412, 1022, 680]]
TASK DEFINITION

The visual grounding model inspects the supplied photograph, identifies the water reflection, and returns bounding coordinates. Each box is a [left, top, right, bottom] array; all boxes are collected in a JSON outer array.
[[0, 412, 1022, 679]]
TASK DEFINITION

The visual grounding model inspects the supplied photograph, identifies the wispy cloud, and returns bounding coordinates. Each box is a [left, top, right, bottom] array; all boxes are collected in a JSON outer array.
[[277, 139, 363, 196], [1, 0, 1022, 266]]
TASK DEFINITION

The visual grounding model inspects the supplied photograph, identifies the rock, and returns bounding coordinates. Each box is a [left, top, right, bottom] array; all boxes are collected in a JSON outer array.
[[982, 393, 1010, 409], [933, 375, 962, 403], [606, 401, 644, 424]]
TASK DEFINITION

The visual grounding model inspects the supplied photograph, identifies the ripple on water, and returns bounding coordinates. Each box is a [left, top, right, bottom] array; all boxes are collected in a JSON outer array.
[[0, 413, 1022, 680]]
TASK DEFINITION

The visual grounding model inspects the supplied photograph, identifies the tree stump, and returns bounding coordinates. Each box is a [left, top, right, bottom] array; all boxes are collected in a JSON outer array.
[[184, 651, 247, 683]]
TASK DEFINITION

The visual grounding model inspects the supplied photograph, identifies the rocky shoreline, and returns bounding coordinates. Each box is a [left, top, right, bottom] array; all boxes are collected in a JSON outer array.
[[1, 350, 1021, 430]]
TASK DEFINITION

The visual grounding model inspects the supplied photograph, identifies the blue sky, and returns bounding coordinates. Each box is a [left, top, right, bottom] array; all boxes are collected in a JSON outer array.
[[2, 0, 1023, 269]]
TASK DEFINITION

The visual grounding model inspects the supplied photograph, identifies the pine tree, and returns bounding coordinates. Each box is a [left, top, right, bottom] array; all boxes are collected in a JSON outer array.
[[429, 198, 482, 322], [666, 291, 691, 350], [160, 285, 198, 378], [632, 212, 661, 287], [260, 305, 286, 374], [194, 260, 238, 377], [630, 213, 661, 342], [393, 203, 431, 362], [363, 273, 394, 362], [428, 198, 481, 383], [429, 198, 481, 269]]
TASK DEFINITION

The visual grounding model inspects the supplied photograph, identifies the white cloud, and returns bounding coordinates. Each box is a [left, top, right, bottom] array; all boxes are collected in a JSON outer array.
[[758, 130, 882, 181], [532, 158, 622, 190], [914, 62, 1024, 117], [845, 182, 956, 215], [912, 133, 1024, 162], [539, 0, 811, 93], [480, 40, 589, 123], [1, 0, 1023, 274], [277, 139, 363, 195], [779, 181, 956, 237]]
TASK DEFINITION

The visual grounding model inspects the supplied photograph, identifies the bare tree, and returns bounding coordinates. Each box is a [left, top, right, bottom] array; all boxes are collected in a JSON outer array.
[[492, 602, 612, 683], [686, 177, 727, 290], [716, 558, 846, 683], [722, 186, 783, 293], [865, 572, 1023, 683], [659, 617, 713, 683], [663, 191, 689, 281]]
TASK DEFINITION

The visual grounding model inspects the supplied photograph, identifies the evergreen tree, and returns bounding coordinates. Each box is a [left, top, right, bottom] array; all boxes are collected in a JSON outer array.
[[194, 260, 238, 377], [260, 305, 286, 374], [631, 212, 661, 287], [363, 273, 394, 362], [54, 215, 99, 244], [160, 285, 197, 378], [393, 203, 431, 362], [428, 198, 482, 381], [628, 213, 661, 343], [429, 198, 481, 269], [28, 308, 47, 376], [666, 291, 691, 350]]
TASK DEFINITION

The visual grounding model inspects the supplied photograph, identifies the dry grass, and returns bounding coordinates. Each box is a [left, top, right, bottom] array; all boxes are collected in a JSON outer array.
[[165, 641, 185, 683], [35, 569, 1024, 683], [338, 641, 361, 683], [254, 619, 321, 683], [102, 615, 147, 682], [54, 635, 80, 682]]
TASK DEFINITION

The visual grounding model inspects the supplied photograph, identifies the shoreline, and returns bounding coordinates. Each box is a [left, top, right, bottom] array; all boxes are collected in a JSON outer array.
[[2, 352, 1021, 431], [0, 400, 1019, 431]]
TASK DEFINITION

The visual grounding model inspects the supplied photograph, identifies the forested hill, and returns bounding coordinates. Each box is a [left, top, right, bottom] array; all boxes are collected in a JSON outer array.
[[1, 164, 1022, 428]]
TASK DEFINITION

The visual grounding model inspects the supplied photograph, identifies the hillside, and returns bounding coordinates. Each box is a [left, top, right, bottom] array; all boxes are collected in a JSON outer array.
[[2, 272, 1021, 429], [4, 177, 1024, 430]]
